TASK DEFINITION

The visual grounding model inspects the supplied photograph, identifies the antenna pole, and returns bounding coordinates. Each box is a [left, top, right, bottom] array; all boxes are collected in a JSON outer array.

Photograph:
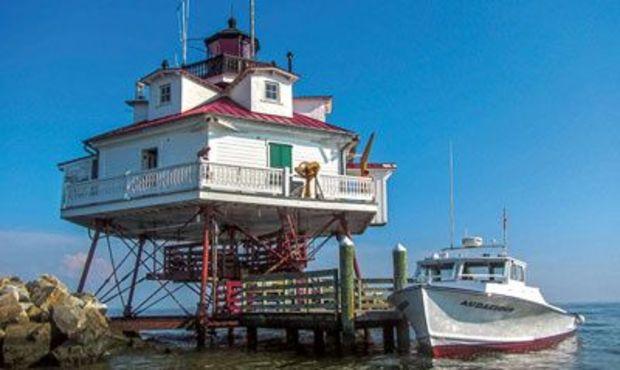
[[502, 207, 508, 247], [178, 0, 189, 65], [449, 141, 455, 249], [250, 0, 256, 59]]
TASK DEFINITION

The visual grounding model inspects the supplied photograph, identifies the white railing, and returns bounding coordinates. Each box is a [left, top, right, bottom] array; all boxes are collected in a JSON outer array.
[[63, 163, 199, 208], [318, 174, 375, 202], [126, 163, 200, 198], [201, 161, 284, 196], [62, 161, 375, 209], [63, 175, 126, 208]]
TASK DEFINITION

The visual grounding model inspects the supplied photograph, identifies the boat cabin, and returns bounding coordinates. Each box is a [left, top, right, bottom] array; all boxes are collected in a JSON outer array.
[[415, 242, 527, 285]]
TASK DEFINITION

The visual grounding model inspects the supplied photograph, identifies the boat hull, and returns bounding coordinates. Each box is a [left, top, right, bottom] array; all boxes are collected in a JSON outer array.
[[389, 285, 579, 357]]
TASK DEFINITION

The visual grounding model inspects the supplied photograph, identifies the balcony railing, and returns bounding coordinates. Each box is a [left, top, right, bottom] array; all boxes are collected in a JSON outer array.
[[182, 55, 272, 79], [62, 161, 375, 209]]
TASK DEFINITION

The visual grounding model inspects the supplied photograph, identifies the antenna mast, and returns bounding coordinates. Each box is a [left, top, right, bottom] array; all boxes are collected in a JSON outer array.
[[178, 0, 190, 66], [250, 0, 256, 59], [502, 207, 508, 247], [449, 141, 456, 249]]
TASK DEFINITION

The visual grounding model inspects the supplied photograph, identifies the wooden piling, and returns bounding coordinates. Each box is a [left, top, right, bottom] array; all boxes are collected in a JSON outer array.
[[382, 325, 395, 353], [393, 243, 411, 354], [327, 329, 342, 354], [247, 326, 258, 351], [339, 236, 356, 350], [227, 327, 235, 347], [313, 329, 325, 355], [286, 328, 299, 350]]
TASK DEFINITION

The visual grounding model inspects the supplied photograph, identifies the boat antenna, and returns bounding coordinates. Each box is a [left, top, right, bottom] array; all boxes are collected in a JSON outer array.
[[502, 207, 508, 248], [177, 0, 190, 65], [250, 0, 256, 59], [449, 141, 456, 249]]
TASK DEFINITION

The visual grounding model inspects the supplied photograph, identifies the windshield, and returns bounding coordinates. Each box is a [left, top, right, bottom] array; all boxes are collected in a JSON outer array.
[[417, 263, 455, 282], [460, 261, 506, 282]]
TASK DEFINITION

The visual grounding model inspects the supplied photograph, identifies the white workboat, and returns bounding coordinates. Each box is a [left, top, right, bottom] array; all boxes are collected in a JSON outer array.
[[389, 237, 584, 357]]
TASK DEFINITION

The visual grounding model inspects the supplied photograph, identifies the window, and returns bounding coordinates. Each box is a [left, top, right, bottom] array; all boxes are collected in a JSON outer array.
[[269, 143, 292, 169], [141, 148, 158, 170], [264, 81, 279, 101], [418, 263, 454, 282], [91, 158, 99, 180], [159, 84, 171, 104], [510, 264, 525, 282], [461, 261, 506, 281]]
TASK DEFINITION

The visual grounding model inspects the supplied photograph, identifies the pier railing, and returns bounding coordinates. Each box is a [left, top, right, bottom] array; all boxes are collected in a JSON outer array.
[[354, 278, 416, 312], [240, 269, 339, 315], [62, 161, 375, 209]]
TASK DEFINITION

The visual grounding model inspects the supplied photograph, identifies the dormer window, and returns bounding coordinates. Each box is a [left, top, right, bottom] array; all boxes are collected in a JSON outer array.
[[264, 81, 279, 101], [159, 83, 171, 104]]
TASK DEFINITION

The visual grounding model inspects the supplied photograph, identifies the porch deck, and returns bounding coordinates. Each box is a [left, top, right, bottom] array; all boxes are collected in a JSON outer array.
[[60, 161, 379, 238]]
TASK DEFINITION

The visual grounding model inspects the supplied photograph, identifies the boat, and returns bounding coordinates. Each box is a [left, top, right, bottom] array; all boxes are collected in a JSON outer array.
[[388, 236, 584, 357]]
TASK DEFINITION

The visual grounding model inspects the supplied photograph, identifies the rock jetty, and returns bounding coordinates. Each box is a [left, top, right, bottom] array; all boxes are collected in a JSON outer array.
[[0, 274, 126, 367]]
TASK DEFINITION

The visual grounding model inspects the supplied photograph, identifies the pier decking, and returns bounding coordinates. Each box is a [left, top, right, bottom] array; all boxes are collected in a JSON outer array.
[[110, 266, 413, 354]]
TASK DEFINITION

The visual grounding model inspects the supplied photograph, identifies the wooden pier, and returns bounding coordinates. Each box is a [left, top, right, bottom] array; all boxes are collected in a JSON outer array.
[[110, 244, 413, 355]]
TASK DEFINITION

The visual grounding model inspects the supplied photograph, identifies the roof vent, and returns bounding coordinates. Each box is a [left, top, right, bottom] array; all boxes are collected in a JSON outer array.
[[462, 236, 483, 248]]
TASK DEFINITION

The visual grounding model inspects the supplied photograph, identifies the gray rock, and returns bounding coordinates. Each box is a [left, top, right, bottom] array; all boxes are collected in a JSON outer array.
[[73, 292, 108, 314], [2, 322, 51, 368], [51, 295, 87, 338], [0, 292, 26, 328], [26, 275, 70, 313], [26, 304, 48, 323], [0, 284, 30, 304]]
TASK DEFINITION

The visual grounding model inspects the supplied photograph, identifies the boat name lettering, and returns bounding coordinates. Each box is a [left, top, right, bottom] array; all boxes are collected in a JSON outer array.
[[460, 300, 514, 312]]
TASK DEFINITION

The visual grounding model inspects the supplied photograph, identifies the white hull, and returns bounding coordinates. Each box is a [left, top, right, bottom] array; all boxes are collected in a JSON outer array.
[[389, 285, 579, 357]]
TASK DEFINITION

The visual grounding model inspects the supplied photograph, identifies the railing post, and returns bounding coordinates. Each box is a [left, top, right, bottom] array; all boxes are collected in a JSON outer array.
[[282, 167, 290, 196], [339, 235, 356, 351], [393, 243, 411, 354], [198, 159, 208, 188], [123, 171, 131, 200]]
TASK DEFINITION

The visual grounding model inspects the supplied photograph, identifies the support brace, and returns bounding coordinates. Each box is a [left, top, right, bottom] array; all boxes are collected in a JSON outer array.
[[78, 225, 101, 293]]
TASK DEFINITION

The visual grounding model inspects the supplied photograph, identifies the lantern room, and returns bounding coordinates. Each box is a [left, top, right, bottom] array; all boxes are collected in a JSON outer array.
[[204, 17, 259, 59]]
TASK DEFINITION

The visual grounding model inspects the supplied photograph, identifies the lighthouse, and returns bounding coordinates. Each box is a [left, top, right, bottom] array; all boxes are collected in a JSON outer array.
[[58, 15, 395, 335]]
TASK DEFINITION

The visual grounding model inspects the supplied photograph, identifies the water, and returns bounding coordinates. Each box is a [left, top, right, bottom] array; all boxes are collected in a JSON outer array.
[[92, 303, 618, 369]]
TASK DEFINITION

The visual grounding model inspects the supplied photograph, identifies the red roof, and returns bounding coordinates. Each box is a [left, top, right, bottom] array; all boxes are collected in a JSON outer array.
[[87, 96, 351, 143]]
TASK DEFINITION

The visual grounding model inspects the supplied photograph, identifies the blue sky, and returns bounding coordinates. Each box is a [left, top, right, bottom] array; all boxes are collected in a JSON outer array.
[[0, 1, 618, 304]]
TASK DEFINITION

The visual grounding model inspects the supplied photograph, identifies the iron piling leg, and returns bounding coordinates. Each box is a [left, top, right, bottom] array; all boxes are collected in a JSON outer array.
[[124, 236, 145, 317], [77, 226, 101, 293], [197, 209, 212, 348]]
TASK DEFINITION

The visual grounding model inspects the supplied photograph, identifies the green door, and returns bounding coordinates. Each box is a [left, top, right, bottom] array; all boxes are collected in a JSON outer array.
[[269, 143, 292, 169]]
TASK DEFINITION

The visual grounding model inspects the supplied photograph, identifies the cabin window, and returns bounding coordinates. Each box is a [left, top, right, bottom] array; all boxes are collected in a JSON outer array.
[[91, 158, 99, 180], [141, 148, 158, 170], [510, 264, 525, 282], [264, 81, 279, 101], [269, 143, 292, 169], [419, 263, 454, 282], [159, 83, 171, 104], [461, 262, 506, 281]]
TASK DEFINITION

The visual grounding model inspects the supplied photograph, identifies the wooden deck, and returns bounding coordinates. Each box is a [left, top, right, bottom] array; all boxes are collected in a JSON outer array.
[[109, 268, 411, 354]]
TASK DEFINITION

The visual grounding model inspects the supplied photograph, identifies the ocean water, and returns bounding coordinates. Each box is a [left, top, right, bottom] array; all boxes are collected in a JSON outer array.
[[92, 303, 618, 369]]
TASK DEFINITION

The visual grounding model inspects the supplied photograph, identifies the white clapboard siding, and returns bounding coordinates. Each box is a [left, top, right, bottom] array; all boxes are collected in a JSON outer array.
[[293, 144, 340, 175], [210, 127, 341, 175], [209, 131, 267, 168], [99, 126, 206, 178]]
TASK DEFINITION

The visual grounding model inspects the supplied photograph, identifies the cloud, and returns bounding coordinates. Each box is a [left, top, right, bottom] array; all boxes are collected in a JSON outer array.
[[0, 230, 85, 249], [0, 229, 89, 283], [62, 251, 112, 282]]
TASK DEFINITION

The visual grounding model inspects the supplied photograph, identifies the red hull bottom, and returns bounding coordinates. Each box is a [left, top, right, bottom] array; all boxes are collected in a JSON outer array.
[[428, 330, 576, 358]]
